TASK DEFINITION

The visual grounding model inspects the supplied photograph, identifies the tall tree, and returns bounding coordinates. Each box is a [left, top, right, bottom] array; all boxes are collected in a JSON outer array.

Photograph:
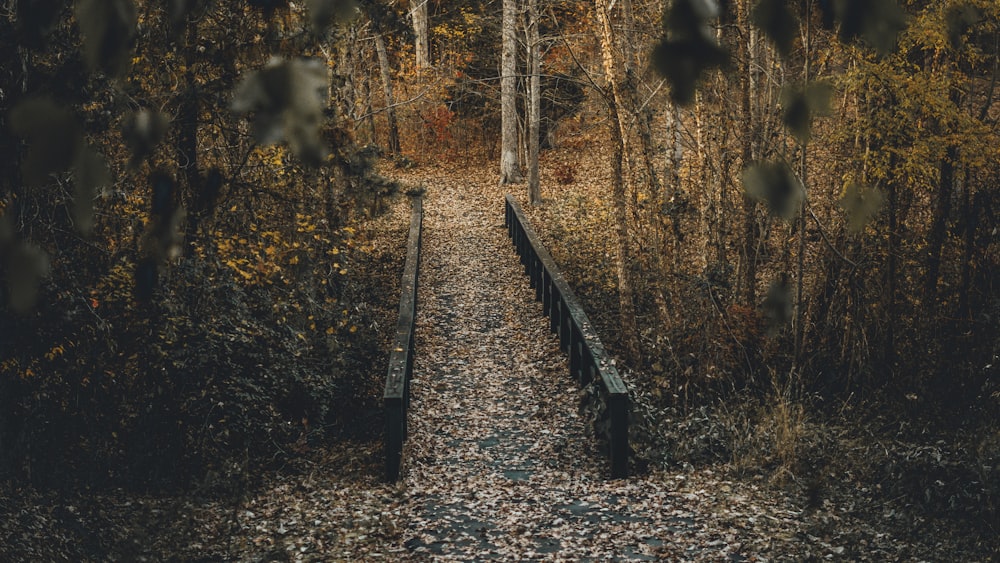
[[374, 28, 401, 154], [409, 0, 430, 69], [594, 0, 642, 365], [526, 0, 541, 203], [500, 0, 522, 183]]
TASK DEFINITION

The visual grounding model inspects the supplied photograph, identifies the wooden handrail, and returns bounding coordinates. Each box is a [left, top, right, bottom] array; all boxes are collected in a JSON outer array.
[[504, 195, 630, 478], [383, 196, 423, 482]]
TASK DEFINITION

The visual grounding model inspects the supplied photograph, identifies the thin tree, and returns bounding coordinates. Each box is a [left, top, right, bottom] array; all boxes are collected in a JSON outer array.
[[373, 28, 400, 155], [526, 0, 541, 203], [594, 0, 642, 365]]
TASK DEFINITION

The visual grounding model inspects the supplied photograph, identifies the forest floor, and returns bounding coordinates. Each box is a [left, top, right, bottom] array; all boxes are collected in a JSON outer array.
[[1, 152, 997, 561]]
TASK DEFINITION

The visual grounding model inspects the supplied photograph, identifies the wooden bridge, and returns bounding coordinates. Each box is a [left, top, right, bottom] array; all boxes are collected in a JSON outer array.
[[383, 195, 630, 483]]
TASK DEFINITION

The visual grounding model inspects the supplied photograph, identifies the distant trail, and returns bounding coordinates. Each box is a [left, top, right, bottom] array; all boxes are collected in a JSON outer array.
[[395, 179, 692, 560]]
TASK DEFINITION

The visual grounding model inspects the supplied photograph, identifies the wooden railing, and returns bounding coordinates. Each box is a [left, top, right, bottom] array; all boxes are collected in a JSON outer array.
[[504, 195, 630, 478], [384, 196, 423, 482]]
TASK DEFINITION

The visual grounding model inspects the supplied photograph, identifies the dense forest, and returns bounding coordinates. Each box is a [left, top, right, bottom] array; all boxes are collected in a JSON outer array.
[[1, 0, 998, 559]]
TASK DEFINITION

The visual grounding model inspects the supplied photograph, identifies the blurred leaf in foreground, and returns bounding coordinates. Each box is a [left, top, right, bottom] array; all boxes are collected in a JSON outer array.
[[122, 109, 170, 168], [762, 274, 792, 336], [743, 161, 803, 221], [838, 182, 884, 233], [232, 58, 330, 166], [306, 0, 358, 35], [75, 0, 138, 77], [945, 4, 983, 50], [834, 0, 907, 55], [16, 0, 70, 49], [752, 0, 799, 57], [71, 147, 110, 236], [652, 0, 728, 106], [10, 98, 83, 186], [781, 81, 833, 143], [5, 240, 51, 314]]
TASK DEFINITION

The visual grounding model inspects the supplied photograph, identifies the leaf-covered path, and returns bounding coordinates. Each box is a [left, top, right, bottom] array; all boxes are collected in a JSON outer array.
[[388, 175, 785, 561], [398, 176, 668, 559]]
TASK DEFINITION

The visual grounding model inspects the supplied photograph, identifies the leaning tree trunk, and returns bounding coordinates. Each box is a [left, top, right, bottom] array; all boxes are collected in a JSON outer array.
[[374, 30, 400, 155], [526, 0, 541, 204], [500, 0, 522, 184]]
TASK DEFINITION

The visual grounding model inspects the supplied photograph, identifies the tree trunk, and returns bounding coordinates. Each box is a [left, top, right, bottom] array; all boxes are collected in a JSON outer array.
[[409, 0, 430, 70], [526, 0, 541, 204], [374, 30, 400, 155], [595, 0, 642, 365], [737, 0, 759, 306], [500, 0, 522, 184], [923, 144, 958, 302], [958, 173, 976, 322], [793, 1, 812, 369], [883, 159, 899, 377], [179, 22, 201, 244]]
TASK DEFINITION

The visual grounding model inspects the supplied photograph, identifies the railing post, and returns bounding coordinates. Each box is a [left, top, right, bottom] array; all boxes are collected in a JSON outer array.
[[505, 199, 512, 235], [385, 398, 403, 481], [550, 287, 560, 334], [541, 268, 551, 316], [608, 392, 629, 479], [569, 329, 583, 381], [533, 257, 543, 301], [559, 298, 570, 352]]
